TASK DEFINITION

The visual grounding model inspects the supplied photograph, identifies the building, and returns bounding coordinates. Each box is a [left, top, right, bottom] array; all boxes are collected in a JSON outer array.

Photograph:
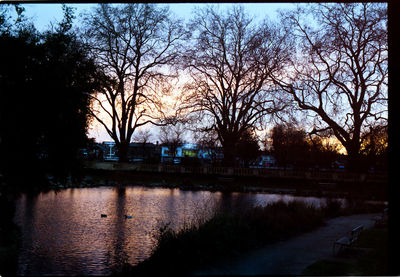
[[101, 142, 119, 161], [98, 141, 161, 162], [96, 141, 271, 168], [160, 143, 224, 165], [128, 142, 161, 163], [160, 143, 198, 164], [250, 154, 276, 168]]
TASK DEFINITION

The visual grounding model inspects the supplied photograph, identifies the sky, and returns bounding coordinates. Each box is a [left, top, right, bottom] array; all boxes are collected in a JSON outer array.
[[20, 3, 297, 144], [21, 3, 295, 32]]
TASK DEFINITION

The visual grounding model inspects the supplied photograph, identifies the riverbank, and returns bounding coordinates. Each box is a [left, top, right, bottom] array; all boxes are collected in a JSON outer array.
[[195, 213, 383, 275], [116, 200, 386, 276], [119, 200, 327, 276], [67, 167, 388, 201]]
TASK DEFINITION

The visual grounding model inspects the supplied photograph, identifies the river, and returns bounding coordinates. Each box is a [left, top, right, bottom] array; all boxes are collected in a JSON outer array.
[[14, 186, 336, 276]]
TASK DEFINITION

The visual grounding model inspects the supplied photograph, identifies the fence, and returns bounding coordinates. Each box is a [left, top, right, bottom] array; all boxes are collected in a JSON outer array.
[[84, 161, 387, 184]]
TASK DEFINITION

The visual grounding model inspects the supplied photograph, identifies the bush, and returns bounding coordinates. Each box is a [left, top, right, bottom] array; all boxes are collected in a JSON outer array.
[[322, 197, 343, 217]]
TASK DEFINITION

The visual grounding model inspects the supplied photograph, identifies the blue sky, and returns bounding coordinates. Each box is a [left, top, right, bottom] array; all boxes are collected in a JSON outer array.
[[21, 3, 296, 32]]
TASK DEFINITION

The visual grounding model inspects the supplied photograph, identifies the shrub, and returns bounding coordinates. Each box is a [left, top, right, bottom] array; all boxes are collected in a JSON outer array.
[[322, 197, 343, 217]]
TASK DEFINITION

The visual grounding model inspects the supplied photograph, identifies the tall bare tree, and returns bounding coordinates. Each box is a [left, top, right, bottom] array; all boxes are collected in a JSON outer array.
[[273, 3, 388, 170], [180, 6, 291, 166], [81, 4, 186, 161]]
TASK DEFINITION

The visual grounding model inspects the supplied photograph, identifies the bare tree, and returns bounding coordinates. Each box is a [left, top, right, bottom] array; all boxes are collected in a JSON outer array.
[[159, 123, 185, 163], [133, 129, 153, 144], [80, 4, 186, 161], [133, 129, 153, 161], [273, 3, 388, 170], [194, 129, 222, 166], [180, 6, 291, 166]]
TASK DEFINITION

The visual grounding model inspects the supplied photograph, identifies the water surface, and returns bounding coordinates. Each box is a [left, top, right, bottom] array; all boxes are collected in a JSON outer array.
[[14, 186, 331, 275]]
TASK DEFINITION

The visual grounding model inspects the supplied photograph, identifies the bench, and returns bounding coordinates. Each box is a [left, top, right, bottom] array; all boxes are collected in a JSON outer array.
[[373, 208, 388, 227], [333, 225, 364, 255]]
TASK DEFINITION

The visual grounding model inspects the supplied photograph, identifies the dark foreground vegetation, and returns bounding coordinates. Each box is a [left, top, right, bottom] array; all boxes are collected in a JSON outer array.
[[115, 200, 386, 276], [0, 192, 20, 277], [0, 5, 100, 276], [302, 225, 388, 275]]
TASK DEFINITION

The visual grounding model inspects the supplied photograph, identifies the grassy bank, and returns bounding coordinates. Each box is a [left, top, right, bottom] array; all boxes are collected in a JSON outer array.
[[115, 199, 385, 276], [301, 226, 388, 275], [126, 200, 325, 276]]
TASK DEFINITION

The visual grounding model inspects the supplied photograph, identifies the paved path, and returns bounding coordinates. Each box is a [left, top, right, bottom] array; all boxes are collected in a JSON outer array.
[[193, 213, 379, 275]]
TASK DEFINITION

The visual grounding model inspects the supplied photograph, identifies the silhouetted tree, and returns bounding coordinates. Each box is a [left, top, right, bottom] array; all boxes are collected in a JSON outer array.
[[180, 5, 291, 166], [360, 124, 388, 171], [0, 5, 99, 276], [236, 130, 260, 167], [308, 135, 343, 169], [81, 4, 187, 162], [0, 5, 100, 186], [39, 32, 100, 178], [0, 3, 26, 35], [273, 3, 388, 171], [271, 124, 310, 168]]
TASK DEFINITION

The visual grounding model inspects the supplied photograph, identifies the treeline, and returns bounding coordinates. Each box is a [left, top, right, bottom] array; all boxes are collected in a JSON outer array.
[[268, 123, 387, 171], [78, 3, 387, 173], [0, 3, 388, 189], [153, 122, 386, 170]]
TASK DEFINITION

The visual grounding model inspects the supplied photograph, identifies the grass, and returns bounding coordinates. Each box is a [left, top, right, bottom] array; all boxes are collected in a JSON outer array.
[[118, 200, 327, 276], [301, 226, 388, 276], [112, 197, 386, 276]]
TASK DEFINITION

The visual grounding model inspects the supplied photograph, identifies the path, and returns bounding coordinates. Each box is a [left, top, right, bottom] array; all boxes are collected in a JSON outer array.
[[193, 213, 379, 275]]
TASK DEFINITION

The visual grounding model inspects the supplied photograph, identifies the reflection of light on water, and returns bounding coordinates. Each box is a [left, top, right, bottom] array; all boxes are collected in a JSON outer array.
[[13, 187, 350, 275], [253, 193, 346, 208]]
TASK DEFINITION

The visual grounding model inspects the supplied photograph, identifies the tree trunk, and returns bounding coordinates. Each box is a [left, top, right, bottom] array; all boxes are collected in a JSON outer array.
[[117, 141, 130, 162], [222, 139, 236, 167], [345, 141, 365, 172]]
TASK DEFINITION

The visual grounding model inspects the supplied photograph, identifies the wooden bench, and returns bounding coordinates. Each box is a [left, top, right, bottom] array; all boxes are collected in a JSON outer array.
[[333, 225, 364, 255]]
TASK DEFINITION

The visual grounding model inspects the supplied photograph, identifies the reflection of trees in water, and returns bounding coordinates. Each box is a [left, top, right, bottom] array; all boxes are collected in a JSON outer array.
[[189, 194, 220, 226], [16, 194, 38, 275], [106, 187, 130, 273], [155, 191, 218, 232], [216, 192, 255, 215]]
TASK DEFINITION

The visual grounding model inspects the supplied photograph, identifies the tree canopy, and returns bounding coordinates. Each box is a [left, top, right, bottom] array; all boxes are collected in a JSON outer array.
[[180, 6, 290, 166], [272, 3, 388, 170], [0, 5, 100, 187], [80, 3, 187, 161]]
